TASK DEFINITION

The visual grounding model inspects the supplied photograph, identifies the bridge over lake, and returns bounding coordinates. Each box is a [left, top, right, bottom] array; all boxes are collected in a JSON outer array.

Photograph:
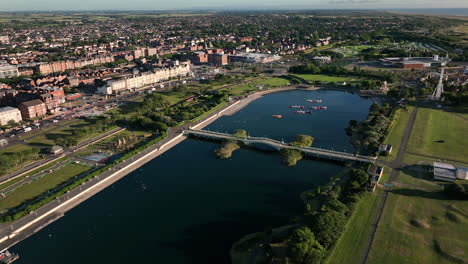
[[184, 129, 377, 163]]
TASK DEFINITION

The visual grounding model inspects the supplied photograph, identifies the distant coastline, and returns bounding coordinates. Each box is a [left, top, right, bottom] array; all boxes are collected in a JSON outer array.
[[386, 8, 468, 17]]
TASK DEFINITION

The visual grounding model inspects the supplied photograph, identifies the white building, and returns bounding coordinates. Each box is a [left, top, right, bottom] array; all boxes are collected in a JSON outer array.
[[456, 167, 468, 180], [433, 162, 468, 182], [0, 106, 22, 126], [99, 64, 192, 95], [0, 62, 18, 79], [313, 56, 332, 63], [228, 52, 281, 63]]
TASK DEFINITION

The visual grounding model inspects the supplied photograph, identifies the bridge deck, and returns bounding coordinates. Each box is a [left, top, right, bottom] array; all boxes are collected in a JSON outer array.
[[185, 129, 376, 163]]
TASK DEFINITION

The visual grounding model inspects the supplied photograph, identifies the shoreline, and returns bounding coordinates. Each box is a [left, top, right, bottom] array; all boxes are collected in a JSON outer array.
[[0, 85, 351, 252]]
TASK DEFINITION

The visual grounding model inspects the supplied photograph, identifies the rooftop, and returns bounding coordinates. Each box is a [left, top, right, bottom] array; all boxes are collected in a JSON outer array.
[[434, 162, 456, 170], [20, 99, 45, 107], [0, 106, 19, 113]]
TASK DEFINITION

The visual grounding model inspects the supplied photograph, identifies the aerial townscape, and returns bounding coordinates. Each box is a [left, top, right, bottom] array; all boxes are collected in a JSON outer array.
[[0, 1, 467, 263]]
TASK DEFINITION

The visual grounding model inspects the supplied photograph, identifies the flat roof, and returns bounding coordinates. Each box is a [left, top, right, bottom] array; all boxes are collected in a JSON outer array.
[[0, 106, 19, 112], [434, 162, 456, 170], [434, 167, 457, 179]]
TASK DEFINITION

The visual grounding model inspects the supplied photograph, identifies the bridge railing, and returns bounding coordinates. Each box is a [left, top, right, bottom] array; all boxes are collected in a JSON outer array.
[[185, 129, 376, 161]]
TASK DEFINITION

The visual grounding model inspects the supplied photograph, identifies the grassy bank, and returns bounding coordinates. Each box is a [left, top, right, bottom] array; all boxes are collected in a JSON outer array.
[[379, 106, 413, 162], [407, 108, 468, 163], [327, 189, 383, 264]]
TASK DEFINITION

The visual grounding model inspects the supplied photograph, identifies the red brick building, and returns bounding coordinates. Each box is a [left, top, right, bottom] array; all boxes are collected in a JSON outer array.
[[18, 99, 47, 120], [208, 53, 228, 66]]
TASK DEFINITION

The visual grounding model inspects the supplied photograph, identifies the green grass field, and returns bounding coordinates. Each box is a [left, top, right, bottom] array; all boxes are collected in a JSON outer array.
[[0, 144, 36, 154], [0, 162, 93, 212], [293, 74, 352, 83], [380, 107, 414, 162], [403, 153, 468, 168], [407, 108, 468, 163], [227, 77, 290, 96], [367, 176, 468, 264], [292, 74, 367, 85], [327, 190, 383, 264]]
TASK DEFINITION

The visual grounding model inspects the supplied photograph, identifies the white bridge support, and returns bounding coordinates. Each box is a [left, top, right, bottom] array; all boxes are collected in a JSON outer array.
[[184, 129, 377, 163]]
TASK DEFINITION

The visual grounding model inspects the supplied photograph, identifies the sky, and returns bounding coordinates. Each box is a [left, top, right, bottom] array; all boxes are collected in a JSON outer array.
[[0, 0, 467, 11]]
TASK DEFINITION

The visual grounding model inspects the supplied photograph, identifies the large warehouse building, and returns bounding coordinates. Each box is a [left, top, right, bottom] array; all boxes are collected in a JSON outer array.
[[380, 55, 449, 69]]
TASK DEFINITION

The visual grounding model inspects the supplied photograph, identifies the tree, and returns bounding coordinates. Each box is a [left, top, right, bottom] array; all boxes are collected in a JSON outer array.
[[350, 169, 369, 186], [287, 227, 326, 264], [369, 103, 380, 113], [311, 210, 347, 248]]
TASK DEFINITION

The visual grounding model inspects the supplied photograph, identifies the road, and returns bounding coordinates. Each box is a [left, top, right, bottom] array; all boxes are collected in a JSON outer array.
[[360, 107, 418, 264]]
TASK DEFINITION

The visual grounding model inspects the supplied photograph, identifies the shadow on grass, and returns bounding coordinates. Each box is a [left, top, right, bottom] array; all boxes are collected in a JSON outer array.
[[400, 164, 435, 182], [444, 106, 468, 117], [45, 132, 71, 140], [28, 142, 53, 148]]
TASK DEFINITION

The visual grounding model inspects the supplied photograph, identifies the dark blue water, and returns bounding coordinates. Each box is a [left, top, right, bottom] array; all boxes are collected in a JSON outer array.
[[11, 89, 373, 264]]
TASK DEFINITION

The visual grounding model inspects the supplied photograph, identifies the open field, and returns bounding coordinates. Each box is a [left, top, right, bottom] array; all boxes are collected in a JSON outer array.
[[327, 189, 383, 264], [0, 161, 93, 212], [226, 77, 291, 96], [367, 175, 468, 264], [380, 106, 414, 162], [397, 167, 445, 192], [0, 144, 36, 154], [0, 144, 43, 177], [403, 153, 468, 168], [407, 108, 468, 163], [25, 119, 116, 147], [0, 157, 67, 192], [25, 125, 73, 147], [445, 25, 468, 46], [292, 74, 367, 85]]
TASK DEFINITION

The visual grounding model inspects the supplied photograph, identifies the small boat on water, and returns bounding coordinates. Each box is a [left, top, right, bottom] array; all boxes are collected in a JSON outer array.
[[310, 106, 327, 110], [294, 110, 306, 114], [289, 105, 305, 109], [272, 115, 283, 118], [307, 99, 323, 103]]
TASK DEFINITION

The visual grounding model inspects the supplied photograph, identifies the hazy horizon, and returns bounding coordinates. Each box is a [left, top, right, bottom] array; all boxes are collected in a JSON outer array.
[[0, 0, 467, 12]]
